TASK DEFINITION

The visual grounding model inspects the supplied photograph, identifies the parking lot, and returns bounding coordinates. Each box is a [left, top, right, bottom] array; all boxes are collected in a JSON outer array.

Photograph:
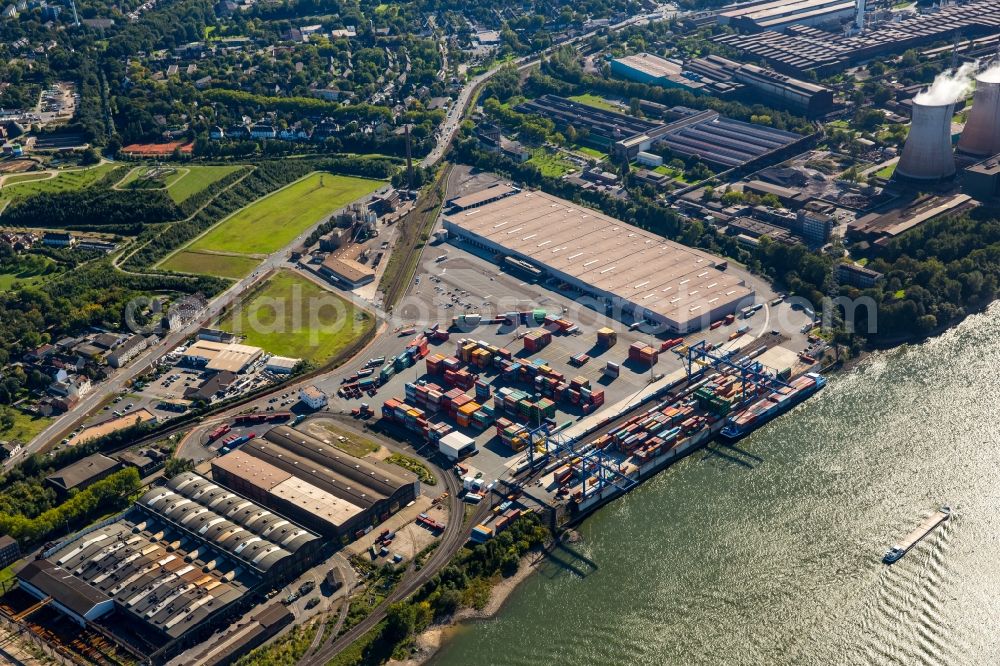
[[309, 233, 820, 484]]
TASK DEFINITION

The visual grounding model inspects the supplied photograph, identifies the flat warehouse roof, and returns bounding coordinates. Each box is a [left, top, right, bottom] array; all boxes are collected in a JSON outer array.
[[270, 477, 365, 527], [184, 339, 263, 373], [444, 191, 753, 327], [212, 449, 292, 491], [613, 53, 681, 78]]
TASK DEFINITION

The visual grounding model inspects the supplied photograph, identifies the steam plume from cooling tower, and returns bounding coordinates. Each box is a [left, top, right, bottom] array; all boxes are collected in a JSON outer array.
[[978, 60, 1000, 84], [913, 62, 978, 105]]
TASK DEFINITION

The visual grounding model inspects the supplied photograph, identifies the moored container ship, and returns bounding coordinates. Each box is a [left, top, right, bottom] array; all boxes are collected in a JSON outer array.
[[720, 372, 827, 440]]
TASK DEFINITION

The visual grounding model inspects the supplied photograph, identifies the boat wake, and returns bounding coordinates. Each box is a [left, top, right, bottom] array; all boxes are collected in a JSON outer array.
[[861, 521, 955, 665]]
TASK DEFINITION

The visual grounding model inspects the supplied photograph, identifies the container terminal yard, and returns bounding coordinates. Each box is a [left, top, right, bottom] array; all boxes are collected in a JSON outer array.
[[0, 173, 827, 665]]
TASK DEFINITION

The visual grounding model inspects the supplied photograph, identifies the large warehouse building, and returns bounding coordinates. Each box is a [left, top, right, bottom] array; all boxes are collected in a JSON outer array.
[[443, 190, 755, 332], [718, 0, 856, 32], [211, 425, 419, 541], [516, 95, 806, 166], [18, 472, 320, 660], [714, 1, 1000, 75], [655, 106, 806, 169]]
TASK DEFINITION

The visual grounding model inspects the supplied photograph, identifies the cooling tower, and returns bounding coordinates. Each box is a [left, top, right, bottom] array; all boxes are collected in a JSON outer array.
[[896, 100, 956, 181], [957, 71, 1000, 157]]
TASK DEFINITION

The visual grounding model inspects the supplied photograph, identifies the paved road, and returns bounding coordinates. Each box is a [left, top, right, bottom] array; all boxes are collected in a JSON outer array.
[[420, 12, 658, 170], [22, 177, 388, 462]]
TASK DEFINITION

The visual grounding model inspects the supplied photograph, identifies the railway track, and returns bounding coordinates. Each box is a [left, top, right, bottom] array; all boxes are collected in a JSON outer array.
[[301, 463, 469, 665], [380, 164, 451, 310]]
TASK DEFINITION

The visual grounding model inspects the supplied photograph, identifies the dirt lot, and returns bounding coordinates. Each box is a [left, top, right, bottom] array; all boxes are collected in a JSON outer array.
[[0, 159, 37, 174], [68, 408, 156, 446], [345, 494, 450, 564]]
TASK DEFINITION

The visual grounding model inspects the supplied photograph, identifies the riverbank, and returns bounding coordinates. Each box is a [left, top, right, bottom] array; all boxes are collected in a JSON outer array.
[[392, 548, 549, 666], [429, 304, 1000, 664]]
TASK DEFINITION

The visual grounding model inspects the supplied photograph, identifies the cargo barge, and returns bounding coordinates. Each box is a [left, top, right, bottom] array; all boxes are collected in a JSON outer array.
[[883, 507, 951, 564], [719, 372, 826, 440]]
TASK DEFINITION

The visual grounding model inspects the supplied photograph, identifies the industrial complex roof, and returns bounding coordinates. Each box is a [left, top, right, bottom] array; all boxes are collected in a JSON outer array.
[[46, 515, 249, 639], [212, 449, 365, 528], [18, 560, 109, 618], [19, 477, 321, 648], [613, 53, 684, 80], [183, 339, 263, 373], [270, 477, 365, 527], [443, 190, 753, 328], [139, 473, 317, 573], [45, 453, 120, 492], [447, 183, 518, 210], [657, 107, 803, 168], [211, 448, 292, 489], [240, 426, 416, 509], [715, 2, 1000, 74]]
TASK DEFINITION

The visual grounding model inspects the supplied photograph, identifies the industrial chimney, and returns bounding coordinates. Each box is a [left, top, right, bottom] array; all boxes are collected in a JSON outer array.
[[957, 69, 1000, 157], [896, 100, 957, 181]]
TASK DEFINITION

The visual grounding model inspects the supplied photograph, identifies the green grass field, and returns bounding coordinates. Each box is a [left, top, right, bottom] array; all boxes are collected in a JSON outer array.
[[0, 259, 60, 292], [0, 411, 51, 444], [3, 172, 50, 186], [117, 165, 243, 203], [529, 148, 576, 177], [159, 249, 260, 278], [188, 173, 382, 255], [568, 93, 620, 112], [0, 163, 119, 205], [875, 163, 897, 179], [215, 270, 374, 364], [653, 165, 691, 182], [574, 145, 608, 160]]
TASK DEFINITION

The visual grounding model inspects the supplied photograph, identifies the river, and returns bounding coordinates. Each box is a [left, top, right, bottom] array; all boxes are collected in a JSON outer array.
[[432, 303, 1000, 665]]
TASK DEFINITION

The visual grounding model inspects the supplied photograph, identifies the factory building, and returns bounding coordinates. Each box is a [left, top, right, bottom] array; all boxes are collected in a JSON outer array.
[[211, 425, 419, 541], [718, 0, 856, 32], [447, 183, 518, 211], [848, 193, 976, 247], [609, 53, 737, 96], [681, 55, 834, 116], [516, 95, 671, 157], [182, 340, 263, 374], [443, 189, 755, 333], [962, 154, 1000, 201], [18, 472, 320, 660], [714, 1, 1000, 75], [653, 107, 806, 170], [729, 63, 834, 116], [517, 96, 805, 167]]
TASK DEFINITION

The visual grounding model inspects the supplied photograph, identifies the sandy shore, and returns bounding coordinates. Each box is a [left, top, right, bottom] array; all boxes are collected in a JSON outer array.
[[391, 549, 548, 666]]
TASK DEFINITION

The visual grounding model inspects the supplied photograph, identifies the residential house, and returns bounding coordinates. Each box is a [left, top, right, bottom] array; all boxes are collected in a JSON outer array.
[[107, 335, 148, 369], [0, 440, 22, 461], [250, 123, 276, 139], [42, 232, 75, 247]]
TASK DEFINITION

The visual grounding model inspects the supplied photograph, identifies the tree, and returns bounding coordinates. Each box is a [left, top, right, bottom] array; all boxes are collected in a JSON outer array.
[[384, 602, 417, 642], [80, 147, 101, 165], [164, 457, 195, 478]]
